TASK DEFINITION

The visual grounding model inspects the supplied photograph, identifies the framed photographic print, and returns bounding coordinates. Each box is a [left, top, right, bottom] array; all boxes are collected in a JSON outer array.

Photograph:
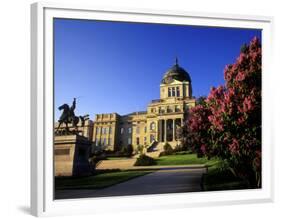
[[31, 2, 274, 217]]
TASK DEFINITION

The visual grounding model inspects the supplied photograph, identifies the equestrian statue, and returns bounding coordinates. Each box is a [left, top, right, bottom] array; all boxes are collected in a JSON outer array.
[[56, 98, 89, 134]]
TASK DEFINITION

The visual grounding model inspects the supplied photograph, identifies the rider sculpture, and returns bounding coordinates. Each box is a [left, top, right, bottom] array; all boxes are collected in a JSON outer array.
[[56, 98, 89, 134]]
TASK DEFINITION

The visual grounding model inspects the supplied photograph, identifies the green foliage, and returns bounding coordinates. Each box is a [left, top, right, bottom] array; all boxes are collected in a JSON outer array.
[[127, 144, 133, 156], [120, 144, 134, 157], [164, 142, 173, 153], [120, 145, 128, 154], [159, 143, 174, 156], [136, 145, 144, 155], [184, 37, 262, 187], [173, 144, 185, 152], [134, 154, 156, 166]]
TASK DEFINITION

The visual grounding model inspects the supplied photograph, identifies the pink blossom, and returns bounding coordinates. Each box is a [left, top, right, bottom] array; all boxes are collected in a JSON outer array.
[[243, 97, 253, 112], [236, 71, 246, 81], [229, 138, 239, 154], [200, 144, 207, 154]]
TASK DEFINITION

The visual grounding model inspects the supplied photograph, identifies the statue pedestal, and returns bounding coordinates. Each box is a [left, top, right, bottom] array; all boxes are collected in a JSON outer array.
[[54, 135, 91, 177]]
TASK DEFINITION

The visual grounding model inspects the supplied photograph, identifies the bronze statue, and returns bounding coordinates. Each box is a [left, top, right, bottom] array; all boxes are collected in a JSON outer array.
[[56, 98, 89, 134]]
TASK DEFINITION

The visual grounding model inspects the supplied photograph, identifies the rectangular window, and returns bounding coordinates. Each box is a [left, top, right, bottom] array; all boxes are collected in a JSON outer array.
[[176, 87, 180, 96], [108, 138, 111, 145], [144, 127, 147, 133], [128, 127, 132, 134], [136, 137, 140, 145], [103, 138, 107, 146], [120, 128, 124, 134], [96, 127, 99, 135], [128, 138, 132, 145], [172, 87, 176, 96], [109, 127, 111, 134], [167, 106, 172, 113], [168, 88, 172, 97]]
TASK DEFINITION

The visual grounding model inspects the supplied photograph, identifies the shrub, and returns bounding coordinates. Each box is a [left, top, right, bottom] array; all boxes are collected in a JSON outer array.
[[120, 145, 128, 154], [173, 144, 183, 152], [184, 37, 262, 187], [163, 143, 174, 155], [127, 144, 133, 157], [136, 145, 144, 155], [120, 144, 134, 157], [134, 154, 156, 166]]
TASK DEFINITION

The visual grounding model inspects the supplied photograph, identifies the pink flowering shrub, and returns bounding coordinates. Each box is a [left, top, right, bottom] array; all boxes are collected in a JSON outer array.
[[184, 37, 261, 187]]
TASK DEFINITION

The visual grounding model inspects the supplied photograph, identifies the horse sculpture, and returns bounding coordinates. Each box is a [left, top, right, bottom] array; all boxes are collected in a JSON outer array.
[[56, 98, 89, 135]]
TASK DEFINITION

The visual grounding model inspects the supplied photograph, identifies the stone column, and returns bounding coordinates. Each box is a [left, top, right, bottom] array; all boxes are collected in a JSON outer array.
[[164, 120, 167, 142], [158, 120, 162, 142], [107, 126, 110, 148], [173, 119, 175, 141]]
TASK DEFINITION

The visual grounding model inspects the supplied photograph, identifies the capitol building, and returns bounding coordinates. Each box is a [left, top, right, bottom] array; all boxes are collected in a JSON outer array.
[[92, 58, 196, 151]]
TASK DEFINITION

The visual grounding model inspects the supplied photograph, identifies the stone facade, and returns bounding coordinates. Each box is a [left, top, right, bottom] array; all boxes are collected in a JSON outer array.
[[92, 60, 196, 151]]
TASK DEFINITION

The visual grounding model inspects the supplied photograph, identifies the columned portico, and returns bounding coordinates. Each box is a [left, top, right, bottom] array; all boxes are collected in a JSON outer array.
[[158, 118, 183, 144]]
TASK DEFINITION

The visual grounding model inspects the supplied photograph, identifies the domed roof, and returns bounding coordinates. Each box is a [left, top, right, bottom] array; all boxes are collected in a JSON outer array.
[[161, 58, 191, 84]]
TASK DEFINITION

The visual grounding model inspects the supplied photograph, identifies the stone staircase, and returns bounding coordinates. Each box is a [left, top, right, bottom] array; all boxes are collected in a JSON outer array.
[[146, 141, 164, 158], [146, 150, 161, 158], [96, 142, 165, 170]]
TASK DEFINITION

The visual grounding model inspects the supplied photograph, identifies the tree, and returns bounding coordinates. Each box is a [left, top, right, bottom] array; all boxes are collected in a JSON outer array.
[[184, 37, 262, 187]]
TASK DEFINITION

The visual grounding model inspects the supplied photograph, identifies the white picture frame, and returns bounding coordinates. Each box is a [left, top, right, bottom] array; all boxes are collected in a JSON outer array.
[[31, 2, 274, 217]]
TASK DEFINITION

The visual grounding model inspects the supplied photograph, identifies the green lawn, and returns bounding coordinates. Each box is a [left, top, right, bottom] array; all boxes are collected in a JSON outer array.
[[106, 157, 129, 160], [156, 153, 219, 166], [55, 170, 153, 190]]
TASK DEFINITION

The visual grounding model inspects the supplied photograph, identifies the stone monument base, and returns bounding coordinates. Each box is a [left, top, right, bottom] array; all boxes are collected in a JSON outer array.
[[54, 135, 92, 177]]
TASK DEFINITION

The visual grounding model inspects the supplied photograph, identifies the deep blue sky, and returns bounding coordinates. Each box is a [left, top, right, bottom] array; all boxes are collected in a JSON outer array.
[[54, 18, 261, 120]]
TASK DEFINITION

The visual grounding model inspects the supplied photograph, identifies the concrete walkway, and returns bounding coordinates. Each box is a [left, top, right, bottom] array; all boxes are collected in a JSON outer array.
[[55, 166, 207, 199]]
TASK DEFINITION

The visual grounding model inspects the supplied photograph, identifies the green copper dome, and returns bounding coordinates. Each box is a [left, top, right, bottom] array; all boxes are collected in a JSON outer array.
[[161, 58, 191, 84]]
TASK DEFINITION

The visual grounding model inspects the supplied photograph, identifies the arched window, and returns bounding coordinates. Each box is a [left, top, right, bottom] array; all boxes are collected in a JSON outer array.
[[150, 122, 156, 131]]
